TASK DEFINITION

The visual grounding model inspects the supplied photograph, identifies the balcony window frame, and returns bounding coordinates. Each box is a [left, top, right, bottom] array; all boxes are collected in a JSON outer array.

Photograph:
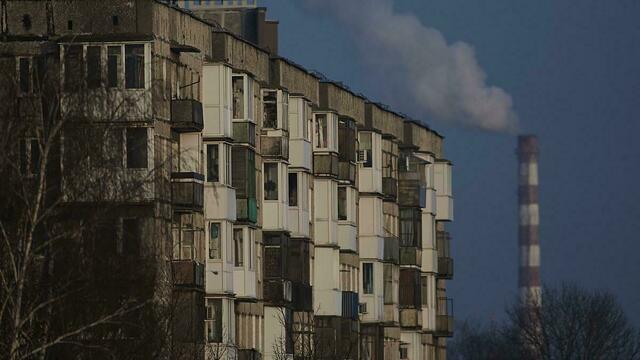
[[288, 172, 298, 207], [125, 127, 149, 169], [313, 112, 337, 152], [359, 132, 373, 168], [232, 73, 253, 122], [233, 228, 244, 267], [263, 162, 279, 201], [206, 144, 219, 183], [363, 262, 373, 294], [208, 222, 221, 260], [205, 298, 223, 343]]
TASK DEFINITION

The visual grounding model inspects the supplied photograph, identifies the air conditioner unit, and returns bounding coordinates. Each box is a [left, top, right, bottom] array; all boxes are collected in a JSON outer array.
[[357, 150, 368, 164], [359, 302, 368, 314]]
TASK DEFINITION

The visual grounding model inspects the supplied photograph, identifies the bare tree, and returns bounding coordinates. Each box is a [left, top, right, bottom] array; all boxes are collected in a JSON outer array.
[[0, 45, 174, 360]]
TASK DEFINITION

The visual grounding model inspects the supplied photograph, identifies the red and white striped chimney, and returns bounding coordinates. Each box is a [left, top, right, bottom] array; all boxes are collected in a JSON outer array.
[[517, 135, 541, 305]]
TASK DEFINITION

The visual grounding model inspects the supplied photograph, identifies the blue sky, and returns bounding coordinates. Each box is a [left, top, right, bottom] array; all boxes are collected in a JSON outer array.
[[263, 0, 640, 326]]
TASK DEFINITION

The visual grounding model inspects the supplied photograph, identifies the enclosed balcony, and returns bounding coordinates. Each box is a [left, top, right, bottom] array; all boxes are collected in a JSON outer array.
[[171, 260, 205, 289], [338, 117, 357, 184], [398, 154, 427, 208], [436, 297, 454, 337], [171, 172, 204, 211], [342, 291, 359, 320], [233, 121, 256, 147], [382, 177, 397, 200], [171, 99, 204, 132], [383, 236, 400, 264], [313, 152, 339, 178], [232, 146, 257, 223], [260, 135, 289, 159], [437, 231, 454, 279]]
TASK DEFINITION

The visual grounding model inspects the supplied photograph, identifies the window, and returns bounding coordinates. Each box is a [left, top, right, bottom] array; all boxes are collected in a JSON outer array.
[[67, 20, 73, 30], [359, 132, 373, 168], [400, 346, 408, 360], [248, 230, 254, 270], [209, 223, 220, 259], [315, 114, 328, 148], [86, 46, 102, 88], [338, 187, 347, 221], [363, 263, 373, 294], [206, 144, 219, 182], [232, 75, 244, 119], [400, 208, 421, 247], [125, 44, 145, 89], [107, 46, 121, 88], [264, 163, 278, 200], [205, 299, 222, 343], [90, 128, 123, 168], [122, 218, 140, 257], [22, 14, 32, 31], [225, 145, 232, 185], [384, 264, 394, 304], [288, 172, 298, 207], [19, 58, 30, 93], [126, 128, 148, 169], [112, 15, 119, 26], [421, 276, 429, 306], [234, 229, 243, 267], [64, 45, 83, 91], [262, 89, 277, 128]]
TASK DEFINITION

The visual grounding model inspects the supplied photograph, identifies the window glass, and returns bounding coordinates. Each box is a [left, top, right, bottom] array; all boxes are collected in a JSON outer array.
[[207, 144, 219, 182], [30, 139, 40, 175], [363, 263, 373, 294], [126, 128, 148, 168], [288, 172, 298, 207], [360, 132, 373, 168], [209, 223, 220, 259], [86, 46, 101, 88], [125, 44, 145, 89], [107, 46, 121, 88], [225, 145, 232, 185], [234, 228, 243, 267], [205, 299, 222, 342], [248, 230, 254, 270], [232, 75, 244, 119], [19, 58, 30, 93], [64, 45, 83, 91], [262, 90, 277, 128], [400, 208, 420, 247], [264, 163, 278, 200], [338, 187, 347, 221], [315, 114, 328, 148]]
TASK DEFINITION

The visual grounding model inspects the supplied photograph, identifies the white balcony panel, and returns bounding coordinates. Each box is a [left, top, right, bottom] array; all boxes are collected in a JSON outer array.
[[359, 235, 384, 260], [435, 195, 454, 221], [289, 139, 312, 170], [358, 196, 384, 238], [313, 179, 338, 246], [202, 64, 233, 138], [313, 247, 341, 316], [204, 185, 236, 221], [233, 268, 257, 299], [338, 223, 358, 252]]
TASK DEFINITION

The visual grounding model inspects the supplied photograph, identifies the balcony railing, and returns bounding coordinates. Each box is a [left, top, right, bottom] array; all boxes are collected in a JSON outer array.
[[260, 135, 289, 159], [236, 197, 257, 223], [399, 246, 422, 267], [398, 180, 426, 208], [264, 279, 292, 305], [171, 99, 203, 132], [313, 153, 339, 177], [342, 291, 359, 320], [171, 172, 204, 211], [238, 349, 262, 360], [383, 236, 400, 264], [436, 297, 454, 337], [292, 282, 312, 311], [437, 231, 453, 279], [233, 121, 256, 147], [171, 260, 205, 289], [338, 161, 356, 183], [382, 177, 397, 199]]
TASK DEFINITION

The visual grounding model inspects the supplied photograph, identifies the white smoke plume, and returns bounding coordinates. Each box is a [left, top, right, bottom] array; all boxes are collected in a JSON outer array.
[[304, 0, 518, 132]]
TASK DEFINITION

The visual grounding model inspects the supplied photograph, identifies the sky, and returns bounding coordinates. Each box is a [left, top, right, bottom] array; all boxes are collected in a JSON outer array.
[[262, 0, 640, 326]]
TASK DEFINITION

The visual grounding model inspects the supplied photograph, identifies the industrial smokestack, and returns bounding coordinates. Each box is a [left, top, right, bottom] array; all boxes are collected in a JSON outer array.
[[517, 135, 540, 305]]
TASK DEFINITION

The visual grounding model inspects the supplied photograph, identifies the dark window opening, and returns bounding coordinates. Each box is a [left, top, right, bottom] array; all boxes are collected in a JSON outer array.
[[363, 263, 373, 294], [234, 229, 243, 267], [125, 44, 145, 89], [206, 144, 219, 182], [19, 58, 30, 93], [67, 20, 73, 30], [206, 299, 222, 343], [288, 172, 298, 207], [22, 14, 32, 31], [107, 46, 121, 88], [262, 90, 277, 128], [30, 139, 40, 175], [64, 45, 83, 91], [126, 128, 148, 169], [264, 163, 278, 200], [209, 223, 220, 260], [112, 15, 119, 26], [87, 46, 102, 88], [338, 187, 347, 221]]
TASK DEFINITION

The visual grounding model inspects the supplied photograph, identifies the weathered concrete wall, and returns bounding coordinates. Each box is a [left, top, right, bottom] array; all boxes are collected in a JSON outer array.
[[365, 102, 404, 140], [270, 57, 319, 105], [318, 82, 365, 126], [403, 122, 444, 158], [211, 31, 269, 83]]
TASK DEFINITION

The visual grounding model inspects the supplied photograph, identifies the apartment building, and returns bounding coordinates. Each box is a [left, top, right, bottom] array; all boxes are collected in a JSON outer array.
[[1, 0, 454, 359]]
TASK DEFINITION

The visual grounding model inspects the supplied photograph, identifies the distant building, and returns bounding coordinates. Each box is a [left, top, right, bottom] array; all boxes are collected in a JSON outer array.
[[1, 0, 454, 359]]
